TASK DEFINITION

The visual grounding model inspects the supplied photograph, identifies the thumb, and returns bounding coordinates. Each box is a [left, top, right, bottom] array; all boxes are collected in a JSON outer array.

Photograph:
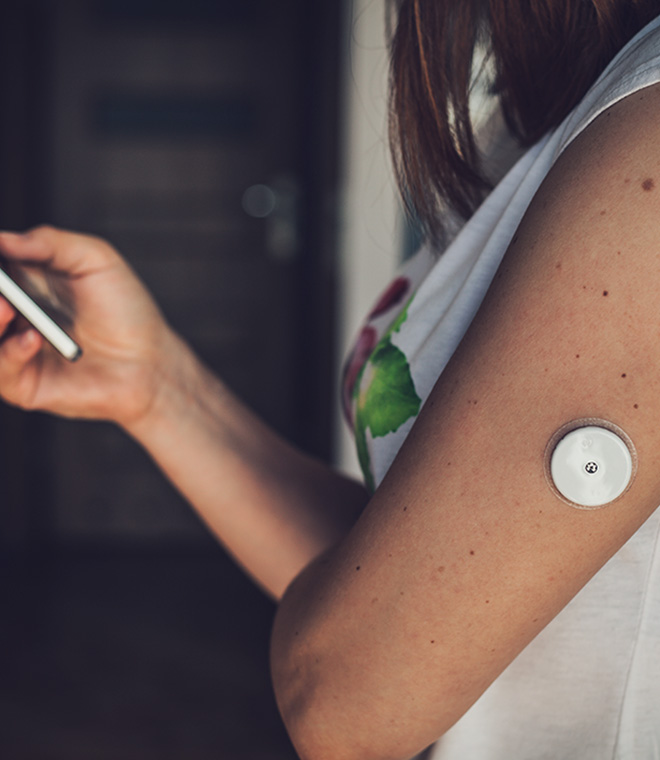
[[0, 226, 117, 275]]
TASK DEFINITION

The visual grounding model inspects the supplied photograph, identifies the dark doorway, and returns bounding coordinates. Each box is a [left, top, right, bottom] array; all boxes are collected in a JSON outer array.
[[0, 0, 343, 756]]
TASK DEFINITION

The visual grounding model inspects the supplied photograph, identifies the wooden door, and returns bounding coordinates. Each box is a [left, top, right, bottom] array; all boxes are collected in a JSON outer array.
[[0, 0, 341, 551]]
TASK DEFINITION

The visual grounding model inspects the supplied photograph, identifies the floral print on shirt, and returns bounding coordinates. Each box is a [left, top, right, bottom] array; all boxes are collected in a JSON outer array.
[[342, 276, 421, 492]]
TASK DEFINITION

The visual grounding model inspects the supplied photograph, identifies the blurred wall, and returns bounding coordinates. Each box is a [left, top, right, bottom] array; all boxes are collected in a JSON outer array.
[[0, 0, 344, 553], [334, 0, 404, 476]]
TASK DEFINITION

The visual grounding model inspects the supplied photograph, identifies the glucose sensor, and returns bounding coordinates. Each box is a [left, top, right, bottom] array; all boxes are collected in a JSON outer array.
[[545, 419, 636, 509]]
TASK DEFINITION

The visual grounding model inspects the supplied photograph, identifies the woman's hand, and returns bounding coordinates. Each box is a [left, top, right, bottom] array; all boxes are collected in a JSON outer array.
[[0, 225, 367, 599], [0, 225, 178, 427]]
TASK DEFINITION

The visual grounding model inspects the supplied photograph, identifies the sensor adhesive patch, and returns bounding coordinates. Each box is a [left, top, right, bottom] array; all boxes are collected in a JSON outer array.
[[545, 420, 636, 509]]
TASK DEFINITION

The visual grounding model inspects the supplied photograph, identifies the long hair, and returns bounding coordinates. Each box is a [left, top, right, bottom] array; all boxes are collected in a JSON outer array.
[[389, 1, 660, 243]]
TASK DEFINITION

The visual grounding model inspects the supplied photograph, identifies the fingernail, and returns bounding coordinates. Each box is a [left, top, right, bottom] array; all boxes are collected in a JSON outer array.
[[18, 329, 36, 348]]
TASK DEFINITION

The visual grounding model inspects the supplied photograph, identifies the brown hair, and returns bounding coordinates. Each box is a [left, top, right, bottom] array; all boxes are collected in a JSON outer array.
[[389, 0, 660, 242]]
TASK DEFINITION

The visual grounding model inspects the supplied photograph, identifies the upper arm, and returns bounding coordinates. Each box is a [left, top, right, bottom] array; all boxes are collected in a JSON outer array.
[[272, 83, 660, 760]]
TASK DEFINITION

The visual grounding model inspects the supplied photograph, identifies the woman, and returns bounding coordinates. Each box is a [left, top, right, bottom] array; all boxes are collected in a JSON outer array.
[[2, 2, 660, 758]]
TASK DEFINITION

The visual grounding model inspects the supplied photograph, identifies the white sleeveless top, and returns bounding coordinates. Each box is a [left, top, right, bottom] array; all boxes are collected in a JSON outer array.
[[342, 16, 660, 759]]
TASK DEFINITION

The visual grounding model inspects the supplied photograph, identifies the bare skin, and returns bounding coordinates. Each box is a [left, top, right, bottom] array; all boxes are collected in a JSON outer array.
[[0, 229, 367, 597], [270, 84, 660, 758], [1, 83, 660, 760]]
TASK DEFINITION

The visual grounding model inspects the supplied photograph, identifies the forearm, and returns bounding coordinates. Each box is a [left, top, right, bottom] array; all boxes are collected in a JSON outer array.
[[124, 330, 368, 598], [0, 227, 366, 597]]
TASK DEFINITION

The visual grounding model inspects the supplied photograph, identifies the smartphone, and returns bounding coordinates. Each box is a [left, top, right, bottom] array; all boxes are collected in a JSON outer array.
[[0, 262, 82, 362]]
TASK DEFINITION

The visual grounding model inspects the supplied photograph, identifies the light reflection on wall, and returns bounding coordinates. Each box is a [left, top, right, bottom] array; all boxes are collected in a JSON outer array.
[[335, 0, 404, 475]]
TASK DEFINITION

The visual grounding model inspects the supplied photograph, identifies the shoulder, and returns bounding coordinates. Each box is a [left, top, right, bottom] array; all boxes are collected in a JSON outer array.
[[545, 81, 660, 226], [507, 80, 660, 356]]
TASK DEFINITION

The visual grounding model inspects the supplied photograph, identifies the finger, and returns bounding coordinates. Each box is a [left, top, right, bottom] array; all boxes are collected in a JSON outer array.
[[0, 327, 43, 363], [0, 225, 117, 275], [0, 295, 16, 331], [0, 328, 43, 406]]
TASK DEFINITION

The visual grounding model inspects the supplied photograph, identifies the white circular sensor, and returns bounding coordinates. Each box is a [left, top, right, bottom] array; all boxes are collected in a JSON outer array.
[[549, 424, 634, 508]]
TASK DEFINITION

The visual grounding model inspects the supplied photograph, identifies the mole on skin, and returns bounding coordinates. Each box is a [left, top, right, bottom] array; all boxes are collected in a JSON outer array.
[[642, 178, 655, 191]]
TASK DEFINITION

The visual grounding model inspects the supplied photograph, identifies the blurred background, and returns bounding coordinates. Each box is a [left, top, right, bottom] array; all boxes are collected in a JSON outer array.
[[0, 0, 404, 757]]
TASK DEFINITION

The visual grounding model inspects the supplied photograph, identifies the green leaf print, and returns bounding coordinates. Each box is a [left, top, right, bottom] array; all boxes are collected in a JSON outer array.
[[354, 302, 421, 492], [360, 341, 421, 436]]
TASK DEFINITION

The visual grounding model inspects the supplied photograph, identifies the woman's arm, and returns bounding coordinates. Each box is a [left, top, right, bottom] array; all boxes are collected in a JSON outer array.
[[271, 83, 660, 759], [122, 336, 368, 597], [0, 227, 368, 598]]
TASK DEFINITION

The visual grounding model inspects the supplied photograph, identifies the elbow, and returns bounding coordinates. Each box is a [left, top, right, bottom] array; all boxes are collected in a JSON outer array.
[[271, 634, 427, 760], [271, 636, 342, 760], [269, 556, 439, 759], [270, 554, 367, 760], [271, 624, 371, 760], [273, 676, 434, 760], [275, 687, 333, 760], [273, 678, 376, 760]]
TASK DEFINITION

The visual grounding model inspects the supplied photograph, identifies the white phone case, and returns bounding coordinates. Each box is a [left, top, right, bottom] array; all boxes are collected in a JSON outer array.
[[0, 267, 82, 361]]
